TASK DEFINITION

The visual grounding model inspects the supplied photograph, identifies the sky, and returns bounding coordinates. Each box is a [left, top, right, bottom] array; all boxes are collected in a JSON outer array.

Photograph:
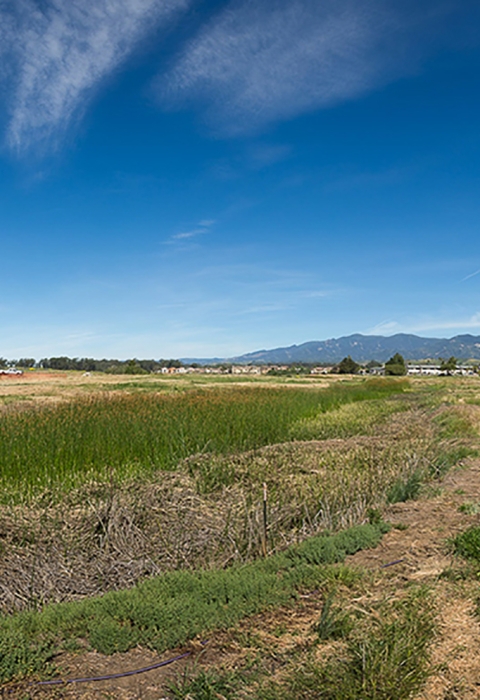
[[1, 0, 480, 360]]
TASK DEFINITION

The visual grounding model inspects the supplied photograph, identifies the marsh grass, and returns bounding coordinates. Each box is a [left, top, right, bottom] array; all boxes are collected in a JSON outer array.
[[433, 409, 478, 439], [185, 432, 438, 534], [0, 381, 407, 501]]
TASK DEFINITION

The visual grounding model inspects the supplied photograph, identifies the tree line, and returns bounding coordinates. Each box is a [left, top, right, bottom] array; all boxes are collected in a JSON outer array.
[[0, 353, 465, 375], [0, 357, 185, 374]]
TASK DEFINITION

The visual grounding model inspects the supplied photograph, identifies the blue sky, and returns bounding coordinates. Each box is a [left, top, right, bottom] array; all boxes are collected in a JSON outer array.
[[1, 0, 480, 359]]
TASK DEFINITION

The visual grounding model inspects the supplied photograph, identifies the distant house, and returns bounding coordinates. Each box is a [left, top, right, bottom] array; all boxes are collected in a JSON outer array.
[[368, 366, 385, 376], [407, 364, 442, 376], [407, 364, 475, 376]]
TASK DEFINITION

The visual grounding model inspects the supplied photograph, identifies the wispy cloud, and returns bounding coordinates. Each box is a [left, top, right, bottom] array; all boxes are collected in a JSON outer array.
[[411, 314, 480, 333], [461, 268, 480, 283], [172, 228, 205, 240], [1, 0, 190, 153], [367, 313, 480, 336], [168, 218, 215, 242], [158, 0, 447, 135], [366, 320, 402, 335]]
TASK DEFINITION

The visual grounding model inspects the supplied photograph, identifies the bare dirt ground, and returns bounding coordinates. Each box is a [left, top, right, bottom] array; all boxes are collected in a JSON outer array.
[[6, 458, 480, 700]]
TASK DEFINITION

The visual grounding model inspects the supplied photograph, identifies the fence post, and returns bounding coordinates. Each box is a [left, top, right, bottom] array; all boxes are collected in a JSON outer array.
[[262, 482, 268, 557]]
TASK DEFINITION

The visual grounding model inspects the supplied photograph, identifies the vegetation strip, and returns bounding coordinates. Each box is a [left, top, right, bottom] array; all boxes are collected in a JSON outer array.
[[0, 522, 389, 682], [0, 380, 407, 500]]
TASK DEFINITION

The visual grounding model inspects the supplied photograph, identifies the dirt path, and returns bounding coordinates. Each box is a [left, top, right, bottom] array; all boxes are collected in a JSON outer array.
[[9, 460, 480, 700], [350, 461, 480, 699]]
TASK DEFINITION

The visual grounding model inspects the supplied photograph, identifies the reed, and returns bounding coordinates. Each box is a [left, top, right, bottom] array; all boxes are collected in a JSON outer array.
[[0, 380, 406, 500]]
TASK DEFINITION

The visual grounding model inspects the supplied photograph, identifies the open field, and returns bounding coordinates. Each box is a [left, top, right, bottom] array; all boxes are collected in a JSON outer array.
[[0, 370, 334, 409], [1, 372, 480, 698]]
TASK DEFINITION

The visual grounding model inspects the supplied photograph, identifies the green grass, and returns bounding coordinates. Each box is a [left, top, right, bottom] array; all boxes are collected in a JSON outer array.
[[387, 470, 423, 503], [314, 592, 353, 641], [0, 523, 386, 682], [429, 445, 478, 479], [168, 668, 242, 699], [433, 410, 478, 439], [263, 589, 434, 700], [290, 398, 408, 440], [0, 380, 408, 500], [458, 502, 480, 515], [453, 526, 480, 562]]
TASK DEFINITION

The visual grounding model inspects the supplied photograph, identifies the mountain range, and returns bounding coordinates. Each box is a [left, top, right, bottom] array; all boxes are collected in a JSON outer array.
[[182, 334, 480, 365]]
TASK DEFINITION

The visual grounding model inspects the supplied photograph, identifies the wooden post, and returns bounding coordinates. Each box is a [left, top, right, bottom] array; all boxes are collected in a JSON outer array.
[[262, 482, 268, 557]]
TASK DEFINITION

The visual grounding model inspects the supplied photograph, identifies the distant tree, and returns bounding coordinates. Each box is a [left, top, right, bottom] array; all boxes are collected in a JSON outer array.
[[39, 357, 66, 370], [166, 359, 182, 368], [0, 357, 8, 368], [336, 356, 360, 374], [440, 356, 457, 374], [384, 353, 407, 376], [125, 359, 148, 375], [17, 358, 36, 368]]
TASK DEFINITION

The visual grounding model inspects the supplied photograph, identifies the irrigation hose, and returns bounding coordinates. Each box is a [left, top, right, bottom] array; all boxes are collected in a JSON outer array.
[[380, 558, 405, 568], [34, 643, 208, 687]]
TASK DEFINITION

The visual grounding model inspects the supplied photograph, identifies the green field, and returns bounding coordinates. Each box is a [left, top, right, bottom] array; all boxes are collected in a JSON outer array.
[[0, 378, 408, 499]]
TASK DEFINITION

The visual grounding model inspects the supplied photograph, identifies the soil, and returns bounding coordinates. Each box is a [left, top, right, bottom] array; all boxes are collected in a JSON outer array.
[[3, 459, 480, 699]]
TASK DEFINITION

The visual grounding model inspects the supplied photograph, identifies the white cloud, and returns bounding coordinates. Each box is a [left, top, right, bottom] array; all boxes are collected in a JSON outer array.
[[411, 314, 480, 333], [169, 217, 215, 241], [367, 313, 480, 336], [461, 268, 480, 283], [158, 0, 440, 135], [1, 0, 190, 153], [173, 228, 205, 240]]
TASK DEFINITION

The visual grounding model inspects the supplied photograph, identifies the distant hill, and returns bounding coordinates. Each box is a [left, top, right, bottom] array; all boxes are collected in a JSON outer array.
[[182, 333, 480, 365]]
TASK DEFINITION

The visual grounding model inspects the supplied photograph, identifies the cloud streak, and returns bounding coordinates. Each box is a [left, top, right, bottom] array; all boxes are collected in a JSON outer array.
[[367, 313, 480, 336], [158, 0, 444, 135], [461, 268, 480, 283], [1, 0, 190, 153], [168, 218, 215, 242]]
